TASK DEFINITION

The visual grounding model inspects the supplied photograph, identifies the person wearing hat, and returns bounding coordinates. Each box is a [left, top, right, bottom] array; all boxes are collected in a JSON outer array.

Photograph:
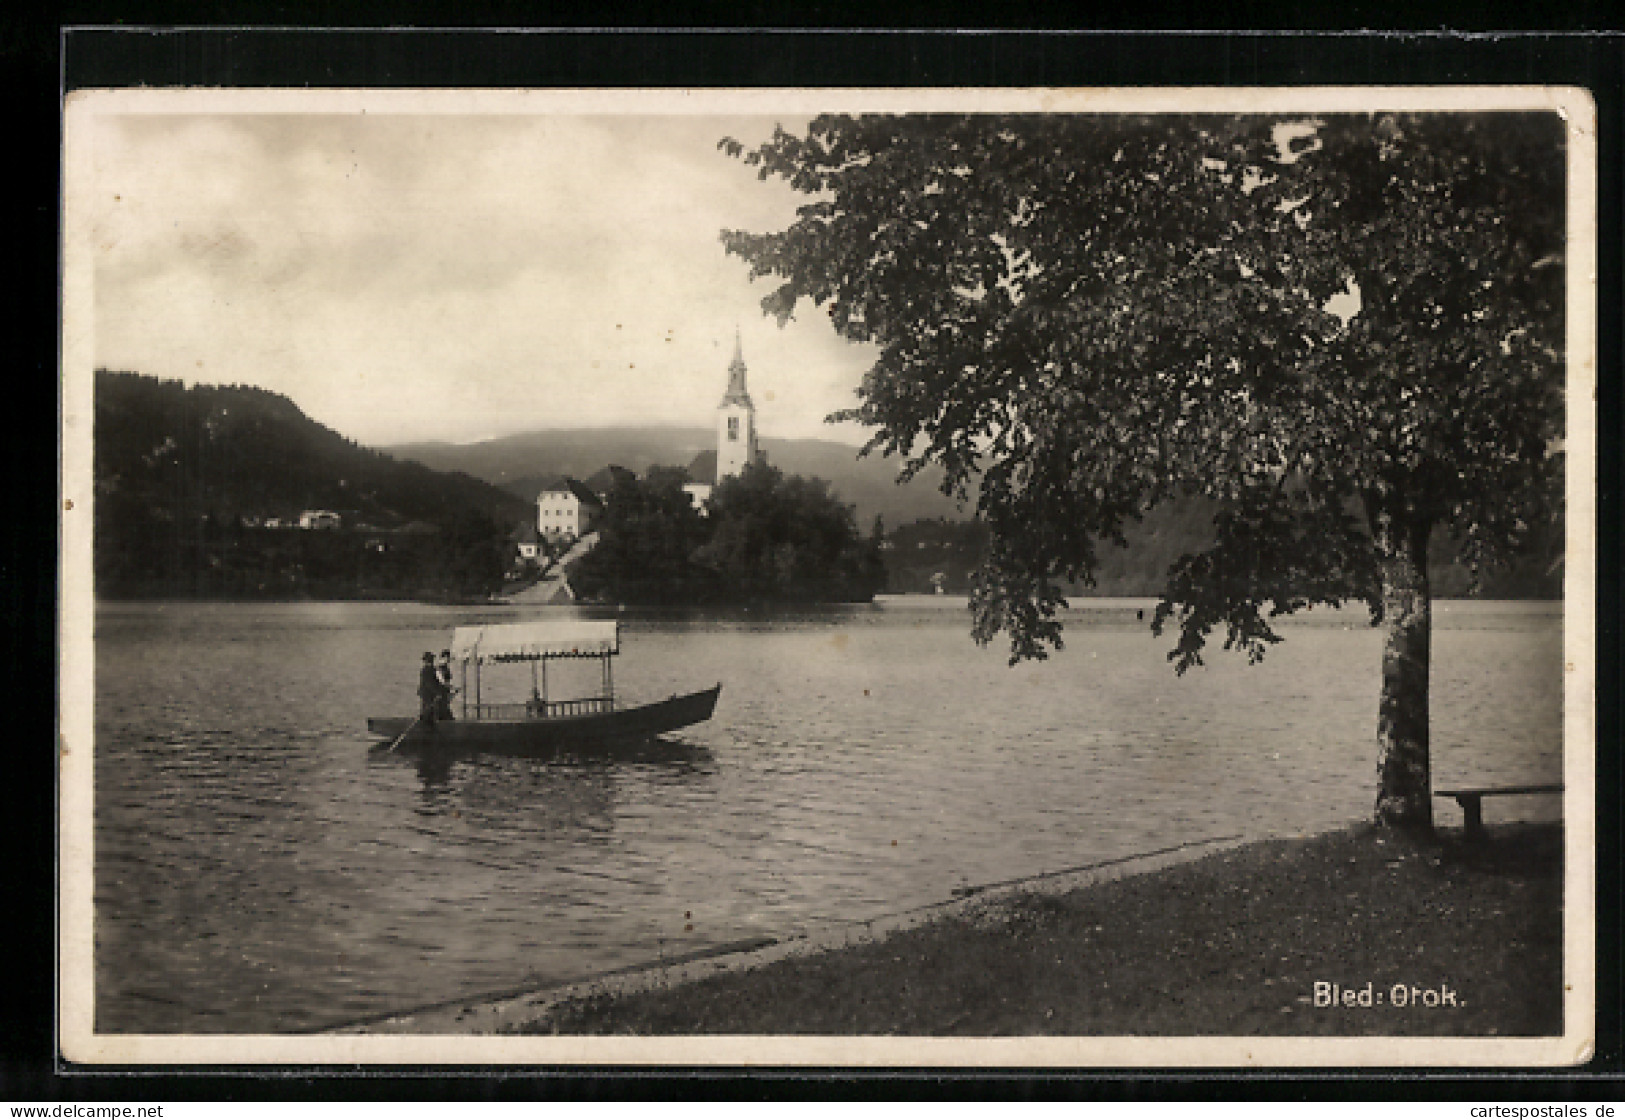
[[434, 650, 457, 721], [417, 652, 441, 728]]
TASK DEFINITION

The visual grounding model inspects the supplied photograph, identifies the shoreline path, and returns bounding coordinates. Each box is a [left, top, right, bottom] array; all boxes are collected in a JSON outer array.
[[505, 532, 599, 605]]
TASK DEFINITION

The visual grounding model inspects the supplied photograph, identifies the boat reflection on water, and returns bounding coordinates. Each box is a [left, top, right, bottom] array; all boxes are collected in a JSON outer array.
[[367, 735, 717, 822]]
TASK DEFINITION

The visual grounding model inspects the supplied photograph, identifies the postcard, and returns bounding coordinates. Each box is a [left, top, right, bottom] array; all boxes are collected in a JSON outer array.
[[60, 84, 1596, 1067]]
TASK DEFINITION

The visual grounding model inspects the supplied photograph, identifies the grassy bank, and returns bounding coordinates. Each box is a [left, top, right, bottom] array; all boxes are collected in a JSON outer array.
[[515, 823, 1563, 1037]]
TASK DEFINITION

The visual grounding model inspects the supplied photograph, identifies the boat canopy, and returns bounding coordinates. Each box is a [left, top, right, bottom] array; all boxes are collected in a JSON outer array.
[[449, 620, 619, 663]]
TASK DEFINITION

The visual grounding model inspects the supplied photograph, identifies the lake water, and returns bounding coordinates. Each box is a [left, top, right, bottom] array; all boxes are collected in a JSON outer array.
[[91, 597, 1564, 1034]]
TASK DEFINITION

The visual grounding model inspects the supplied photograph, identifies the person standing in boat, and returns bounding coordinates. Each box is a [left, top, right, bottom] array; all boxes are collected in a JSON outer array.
[[417, 652, 441, 729], [435, 649, 456, 721]]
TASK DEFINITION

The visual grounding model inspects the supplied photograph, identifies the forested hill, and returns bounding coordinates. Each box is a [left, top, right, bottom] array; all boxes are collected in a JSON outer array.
[[96, 371, 529, 526], [94, 371, 530, 598]]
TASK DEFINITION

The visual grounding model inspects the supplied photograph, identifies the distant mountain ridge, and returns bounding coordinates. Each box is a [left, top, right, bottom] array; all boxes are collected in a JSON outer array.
[[387, 428, 968, 528], [94, 371, 1554, 603], [384, 424, 1560, 599]]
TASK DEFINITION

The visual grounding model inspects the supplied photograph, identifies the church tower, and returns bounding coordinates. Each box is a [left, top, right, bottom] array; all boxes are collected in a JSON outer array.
[[716, 331, 758, 479]]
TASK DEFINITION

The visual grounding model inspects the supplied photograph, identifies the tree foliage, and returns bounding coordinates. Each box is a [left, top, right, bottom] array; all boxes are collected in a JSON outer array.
[[699, 460, 888, 601], [722, 113, 1563, 656], [569, 466, 714, 604], [571, 460, 886, 605], [721, 112, 1566, 827]]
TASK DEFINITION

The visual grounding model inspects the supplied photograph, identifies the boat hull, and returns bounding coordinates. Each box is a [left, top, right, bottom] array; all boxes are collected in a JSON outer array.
[[368, 684, 720, 757]]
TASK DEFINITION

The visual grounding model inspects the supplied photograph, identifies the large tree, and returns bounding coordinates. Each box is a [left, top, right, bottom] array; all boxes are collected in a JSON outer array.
[[721, 112, 1566, 830]]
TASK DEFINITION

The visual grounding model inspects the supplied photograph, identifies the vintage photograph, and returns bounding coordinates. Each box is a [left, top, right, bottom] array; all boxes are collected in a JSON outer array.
[[58, 87, 1595, 1066]]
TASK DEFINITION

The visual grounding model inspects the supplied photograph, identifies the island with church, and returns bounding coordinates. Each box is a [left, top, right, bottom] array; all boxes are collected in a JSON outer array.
[[537, 333, 889, 607]]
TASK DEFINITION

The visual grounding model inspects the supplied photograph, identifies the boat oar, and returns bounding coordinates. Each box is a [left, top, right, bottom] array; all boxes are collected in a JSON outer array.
[[386, 715, 420, 753]]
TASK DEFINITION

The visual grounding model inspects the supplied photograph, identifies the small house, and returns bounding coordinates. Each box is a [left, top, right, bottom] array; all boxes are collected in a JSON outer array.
[[515, 524, 543, 562], [683, 450, 717, 513]]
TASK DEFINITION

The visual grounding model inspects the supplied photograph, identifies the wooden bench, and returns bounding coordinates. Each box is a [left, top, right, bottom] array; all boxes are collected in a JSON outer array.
[[1434, 785, 1563, 840]]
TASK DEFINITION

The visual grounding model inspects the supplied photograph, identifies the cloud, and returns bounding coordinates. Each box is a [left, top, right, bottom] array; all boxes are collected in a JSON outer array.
[[91, 111, 876, 446]]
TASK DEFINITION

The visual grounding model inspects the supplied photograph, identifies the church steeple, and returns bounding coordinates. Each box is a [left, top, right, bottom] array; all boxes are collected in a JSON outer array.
[[715, 330, 758, 480], [720, 329, 753, 409]]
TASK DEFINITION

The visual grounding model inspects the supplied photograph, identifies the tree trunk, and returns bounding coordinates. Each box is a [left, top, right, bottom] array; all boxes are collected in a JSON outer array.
[[1371, 504, 1434, 831]]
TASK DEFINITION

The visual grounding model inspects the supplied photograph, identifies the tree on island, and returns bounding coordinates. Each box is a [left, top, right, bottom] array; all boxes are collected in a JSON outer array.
[[699, 460, 887, 602], [569, 466, 713, 604], [570, 460, 886, 604], [721, 113, 1566, 830]]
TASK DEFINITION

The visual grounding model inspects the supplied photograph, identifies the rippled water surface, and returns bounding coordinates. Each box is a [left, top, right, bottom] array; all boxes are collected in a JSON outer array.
[[92, 598, 1563, 1033]]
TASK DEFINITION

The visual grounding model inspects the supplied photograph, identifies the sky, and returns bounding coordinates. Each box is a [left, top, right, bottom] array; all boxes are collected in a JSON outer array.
[[88, 109, 880, 447]]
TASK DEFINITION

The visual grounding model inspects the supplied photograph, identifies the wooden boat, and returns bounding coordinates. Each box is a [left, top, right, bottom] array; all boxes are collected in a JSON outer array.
[[367, 620, 720, 756]]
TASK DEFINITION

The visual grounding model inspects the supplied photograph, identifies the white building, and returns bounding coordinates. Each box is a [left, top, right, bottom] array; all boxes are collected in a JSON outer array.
[[716, 332, 758, 480], [682, 481, 713, 511], [515, 524, 543, 562], [674, 334, 763, 513], [536, 479, 603, 544], [298, 509, 342, 530]]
